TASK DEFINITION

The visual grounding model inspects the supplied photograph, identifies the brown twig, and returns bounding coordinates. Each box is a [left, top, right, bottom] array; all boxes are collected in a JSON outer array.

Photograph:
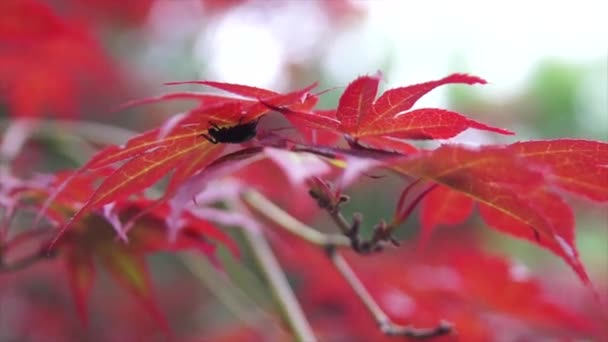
[[326, 246, 453, 339], [310, 185, 399, 254]]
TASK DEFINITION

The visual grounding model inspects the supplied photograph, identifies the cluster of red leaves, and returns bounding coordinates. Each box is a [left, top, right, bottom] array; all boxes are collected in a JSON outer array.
[[13, 69, 608, 337], [0, 0, 121, 118], [2, 170, 236, 332], [48, 72, 607, 285], [1, 45, 605, 336]]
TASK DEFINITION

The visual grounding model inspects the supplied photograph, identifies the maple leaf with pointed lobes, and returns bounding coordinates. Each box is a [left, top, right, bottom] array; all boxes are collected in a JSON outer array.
[[264, 73, 513, 152], [42, 82, 320, 248], [391, 144, 598, 286], [413, 139, 608, 253]]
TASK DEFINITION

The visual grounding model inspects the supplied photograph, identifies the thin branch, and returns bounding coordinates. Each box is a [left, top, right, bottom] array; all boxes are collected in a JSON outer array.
[[242, 189, 350, 248], [328, 208, 353, 235], [326, 246, 453, 339], [241, 226, 317, 342], [242, 189, 453, 339], [306, 178, 399, 254]]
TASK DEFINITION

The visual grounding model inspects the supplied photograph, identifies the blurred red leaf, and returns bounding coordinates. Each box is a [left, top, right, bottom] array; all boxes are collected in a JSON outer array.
[[0, 0, 121, 118], [7, 169, 238, 332], [39, 191, 236, 329], [272, 231, 599, 341]]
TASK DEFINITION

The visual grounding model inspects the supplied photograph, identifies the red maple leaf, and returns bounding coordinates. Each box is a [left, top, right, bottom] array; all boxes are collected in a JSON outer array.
[[265, 73, 513, 152], [391, 140, 608, 285], [42, 82, 319, 247]]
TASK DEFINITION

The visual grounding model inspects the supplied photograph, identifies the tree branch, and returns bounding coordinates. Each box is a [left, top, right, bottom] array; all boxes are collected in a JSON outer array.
[[242, 189, 453, 339], [326, 246, 453, 339], [242, 189, 350, 249], [241, 226, 317, 342]]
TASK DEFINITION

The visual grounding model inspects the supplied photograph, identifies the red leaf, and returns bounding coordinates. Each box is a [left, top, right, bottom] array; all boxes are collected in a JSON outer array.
[[282, 110, 341, 132], [242, 82, 319, 122], [284, 109, 341, 145], [165, 80, 279, 99], [478, 188, 589, 283], [336, 73, 381, 133], [90, 132, 215, 208], [370, 74, 486, 126], [64, 250, 95, 325], [114, 92, 244, 112], [362, 108, 513, 139], [47, 124, 223, 248], [171, 102, 248, 130], [165, 147, 224, 195], [509, 139, 608, 202], [62, 141, 217, 236], [304, 73, 511, 148], [355, 136, 418, 154], [52, 196, 237, 334], [392, 145, 591, 284], [154, 82, 319, 136], [419, 185, 474, 245], [0, 0, 121, 119]]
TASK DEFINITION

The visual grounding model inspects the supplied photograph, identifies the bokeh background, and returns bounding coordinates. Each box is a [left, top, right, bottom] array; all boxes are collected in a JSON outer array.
[[1, 1, 606, 341]]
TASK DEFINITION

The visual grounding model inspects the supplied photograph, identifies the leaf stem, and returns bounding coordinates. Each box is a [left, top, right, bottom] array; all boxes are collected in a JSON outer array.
[[241, 225, 317, 342], [326, 246, 453, 339]]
